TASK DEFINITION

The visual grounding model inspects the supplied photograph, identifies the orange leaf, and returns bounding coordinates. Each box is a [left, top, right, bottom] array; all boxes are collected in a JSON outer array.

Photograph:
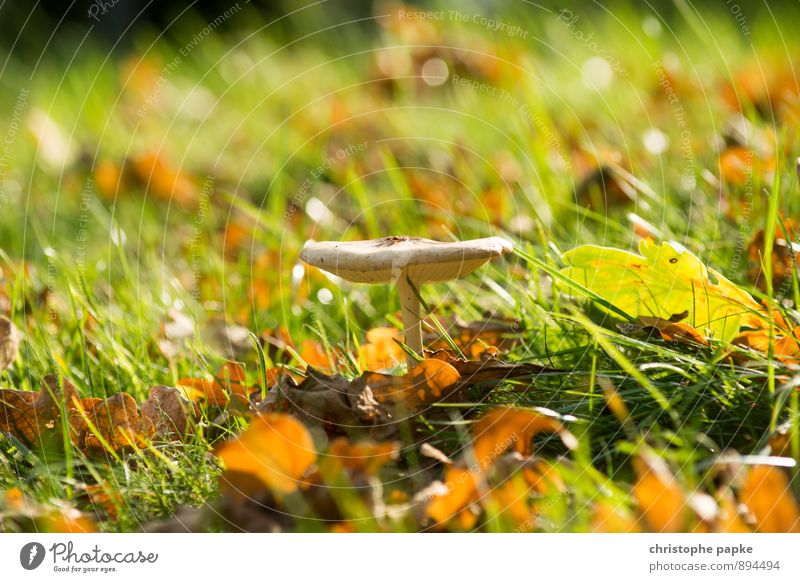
[[427, 407, 575, 525], [71, 392, 154, 452], [632, 453, 688, 532], [359, 327, 405, 371], [40, 505, 97, 533], [638, 316, 709, 346], [178, 362, 252, 405], [591, 501, 640, 532], [471, 407, 577, 469], [366, 359, 461, 407], [216, 413, 316, 498], [740, 465, 800, 532], [131, 152, 196, 207]]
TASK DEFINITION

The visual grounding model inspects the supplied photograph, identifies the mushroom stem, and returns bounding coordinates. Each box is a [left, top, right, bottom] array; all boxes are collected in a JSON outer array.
[[396, 273, 422, 364]]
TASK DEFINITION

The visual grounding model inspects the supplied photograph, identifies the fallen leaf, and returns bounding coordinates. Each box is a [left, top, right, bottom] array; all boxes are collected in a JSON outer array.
[[0, 375, 78, 447], [94, 160, 124, 200], [637, 313, 709, 346], [740, 464, 800, 532], [216, 413, 316, 498], [358, 327, 405, 370], [39, 504, 98, 533], [471, 407, 578, 468], [591, 501, 640, 532], [70, 392, 154, 453], [259, 360, 462, 430], [141, 385, 197, 440], [366, 359, 461, 408], [426, 407, 575, 525], [426, 349, 564, 386], [178, 362, 252, 406], [561, 239, 763, 342], [632, 453, 688, 532]]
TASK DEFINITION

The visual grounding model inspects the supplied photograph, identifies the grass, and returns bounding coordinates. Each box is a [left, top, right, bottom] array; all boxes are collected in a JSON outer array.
[[1, 1, 799, 531]]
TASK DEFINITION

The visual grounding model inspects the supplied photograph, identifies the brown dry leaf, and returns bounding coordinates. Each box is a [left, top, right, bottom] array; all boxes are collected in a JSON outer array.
[[260, 360, 461, 431], [85, 483, 124, 520], [632, 453, 689, 532], [425, 316, 522, 358], [0, 316, 21, 370], [141, 385, 197, 440], [216, 413, 316, 498], [0, 375, 78, 447], [719, 146, 755, 185], [740, 464, 800, 532], [71, 392, 154, 453]]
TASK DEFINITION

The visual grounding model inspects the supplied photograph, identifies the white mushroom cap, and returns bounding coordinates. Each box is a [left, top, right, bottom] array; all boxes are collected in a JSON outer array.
[[299, 236, 513, 283]]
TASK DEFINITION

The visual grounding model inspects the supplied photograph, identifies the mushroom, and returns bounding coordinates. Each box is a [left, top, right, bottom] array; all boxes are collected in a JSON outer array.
[[299, 236, 513, 364]]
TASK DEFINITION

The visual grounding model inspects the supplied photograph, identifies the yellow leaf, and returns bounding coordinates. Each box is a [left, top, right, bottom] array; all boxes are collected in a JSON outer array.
[[561, 239, 763, 342]]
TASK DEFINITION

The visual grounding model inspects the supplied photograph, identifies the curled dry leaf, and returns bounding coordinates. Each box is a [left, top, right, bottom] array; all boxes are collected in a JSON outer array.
[[636, 314, 709, 346], [258, 359, 462, 431], [141, 385, 198, 440], [740, 464, 800, 532], [216, 413, 316, 499], [0, 375, 78, 447], [0, 316, 21, 370], [70, 392, 154, 453]]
